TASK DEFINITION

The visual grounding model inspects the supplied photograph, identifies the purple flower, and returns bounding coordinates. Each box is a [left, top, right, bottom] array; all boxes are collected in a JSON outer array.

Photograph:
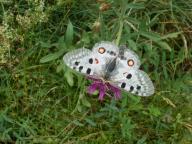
[[87, 77, 121, 101]]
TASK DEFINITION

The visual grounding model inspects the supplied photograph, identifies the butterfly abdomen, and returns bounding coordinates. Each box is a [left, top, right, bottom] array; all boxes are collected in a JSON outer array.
[[103, 58, 117, 80]]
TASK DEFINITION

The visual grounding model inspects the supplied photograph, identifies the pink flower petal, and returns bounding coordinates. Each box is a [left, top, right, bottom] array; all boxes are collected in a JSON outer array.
[[98, 85, 106, 101], [107, 84, 121, 99], [87, 83, 97, 94], [87, 77, 121, 101]]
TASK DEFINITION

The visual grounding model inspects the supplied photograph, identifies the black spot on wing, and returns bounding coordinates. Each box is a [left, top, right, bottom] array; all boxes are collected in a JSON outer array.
[[86, 68, 91, 74], [75, 61, 79, 66], [120, 56, 126, 60], [137, 85, 141, 90], [107, 51, 116, 56], [89, 58, 93, 64], [121, 82, 126, 88], [129, 86, 134, 92], [79, 66, 83, 72], [126, 74, 132, 79], [110, 51, 114, 55]]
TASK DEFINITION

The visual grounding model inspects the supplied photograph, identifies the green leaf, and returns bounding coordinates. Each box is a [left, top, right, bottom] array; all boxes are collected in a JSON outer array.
[[81, 97, 91, 107], [121, 94, 128, 108], [140, 31, 181, 42], [130, 95, 141, 104], [121, 116, 135, 139], [65, 21, 73, 46], [156, 41, 172, 51], [40, 49, 65, 63], [127, 39, 137, 51], [85, 118, 96, 127], [64, 70, 74, 87], [137, 135, 147, 144], [160, 32, 182, 40], [40, 41, 52, 48], [56, 62, 64, 73], [162, 51, 169, 79], [80, 32, 90, 44], [58, 36, 67, 49], [148, 105, 161, 117], [139, 31, 172, 51], [73, 120, 84, 127], [139, 31, 161, 41], [126, 3, 145, 9], [77, 104, 82, 112], [91, 90, 99, 95], [40, 41, 58, 48]]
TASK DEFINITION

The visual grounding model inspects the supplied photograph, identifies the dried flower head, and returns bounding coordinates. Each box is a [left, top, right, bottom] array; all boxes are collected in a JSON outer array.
[[99, 2, 111, 12], [92, 20, 101, 32]]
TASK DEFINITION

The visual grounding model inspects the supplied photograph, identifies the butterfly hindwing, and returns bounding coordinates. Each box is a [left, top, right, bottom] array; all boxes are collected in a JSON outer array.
[[113, 69, 154, 96]]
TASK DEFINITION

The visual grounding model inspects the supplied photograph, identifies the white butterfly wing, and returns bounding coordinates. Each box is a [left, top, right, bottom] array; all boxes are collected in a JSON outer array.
[[111, 68, 154, 96], [91, 41, 119, 76], [63, 43, 155, 96], [63, 41, 119, 77], [63, 48, 97, 76], [110, 48, 154, 96]]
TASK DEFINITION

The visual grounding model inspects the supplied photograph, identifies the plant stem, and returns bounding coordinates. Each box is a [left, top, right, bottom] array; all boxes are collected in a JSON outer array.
[[115, 0, 136, 46], [115, 19, 123, 46], [115, 0, 125, 46]]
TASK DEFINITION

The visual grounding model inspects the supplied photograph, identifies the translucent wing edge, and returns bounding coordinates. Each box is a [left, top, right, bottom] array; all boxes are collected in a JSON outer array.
[[136, 70, 154, 96], [112, 70, 155, 97]]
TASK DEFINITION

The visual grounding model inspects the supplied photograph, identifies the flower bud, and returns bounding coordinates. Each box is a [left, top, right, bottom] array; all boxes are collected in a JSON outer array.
[[92, 20, 101, 32], [99, 2, 111, 12]]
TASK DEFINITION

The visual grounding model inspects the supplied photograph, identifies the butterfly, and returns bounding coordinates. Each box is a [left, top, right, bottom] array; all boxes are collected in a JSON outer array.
[[63, 41, 154, 97]]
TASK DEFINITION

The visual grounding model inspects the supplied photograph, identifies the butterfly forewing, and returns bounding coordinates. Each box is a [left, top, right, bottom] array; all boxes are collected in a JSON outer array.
[[63, 48, 96, 75], [111, 69, 154, 96]]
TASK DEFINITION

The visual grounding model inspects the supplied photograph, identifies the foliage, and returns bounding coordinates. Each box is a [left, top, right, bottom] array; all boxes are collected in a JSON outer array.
[[0, 0, 192, 143]]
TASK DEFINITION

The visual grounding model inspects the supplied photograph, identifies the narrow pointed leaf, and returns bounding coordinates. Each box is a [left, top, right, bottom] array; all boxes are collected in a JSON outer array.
[[40, 49, 65, 63], [65, 21, 73, 46]]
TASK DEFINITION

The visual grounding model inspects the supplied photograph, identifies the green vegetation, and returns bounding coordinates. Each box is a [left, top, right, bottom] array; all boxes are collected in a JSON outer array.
[[0, 0, 192, 143]]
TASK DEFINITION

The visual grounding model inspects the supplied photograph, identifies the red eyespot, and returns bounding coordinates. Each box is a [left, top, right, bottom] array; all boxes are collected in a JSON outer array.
[[95, 58, 99, 64], [98, 47, 105, 54], [127, 59, 134, 66]]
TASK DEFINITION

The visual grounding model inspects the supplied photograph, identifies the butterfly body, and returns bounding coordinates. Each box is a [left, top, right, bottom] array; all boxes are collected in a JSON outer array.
[[63, 41, 154, 97]]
